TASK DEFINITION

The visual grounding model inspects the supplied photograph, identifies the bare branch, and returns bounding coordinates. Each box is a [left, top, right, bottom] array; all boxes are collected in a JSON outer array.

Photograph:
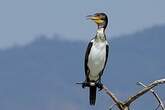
[[102, 85, 120, 104], [137, 82, 165, 110], [125, 78, 165, 105], [155, 104, 161, 110], [102, 85, 124, 110]]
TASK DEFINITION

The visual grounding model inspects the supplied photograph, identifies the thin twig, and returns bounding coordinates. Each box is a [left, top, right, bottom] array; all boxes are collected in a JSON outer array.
[[102, 85, 124, 110], [102, 85, 120, 104], [109, 104, 117, 110], [155, 104, 161, 110], [137, 82, 165, 110]]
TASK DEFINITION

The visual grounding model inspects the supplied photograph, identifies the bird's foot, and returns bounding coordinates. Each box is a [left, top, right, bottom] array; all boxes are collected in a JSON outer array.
[[76, 81, 89, 88], [96, 82, 103, 91], [82, 81, 90, 88]]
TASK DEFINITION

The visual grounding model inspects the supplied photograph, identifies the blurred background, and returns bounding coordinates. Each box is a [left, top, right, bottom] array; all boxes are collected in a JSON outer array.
[[0, 0, 165, 110]]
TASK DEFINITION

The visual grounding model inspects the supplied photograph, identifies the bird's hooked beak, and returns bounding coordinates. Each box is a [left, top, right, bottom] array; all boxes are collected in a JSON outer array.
[[86, 14, 104, 24]]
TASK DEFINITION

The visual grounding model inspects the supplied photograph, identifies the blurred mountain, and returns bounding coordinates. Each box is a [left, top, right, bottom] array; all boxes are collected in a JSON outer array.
[[0, 25, 165, 110]]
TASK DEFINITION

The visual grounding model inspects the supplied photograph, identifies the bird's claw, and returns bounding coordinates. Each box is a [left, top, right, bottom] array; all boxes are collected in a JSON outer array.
[[82, 81, 90, 88], [96, 83, 103, 91], [77, 81, 103, 91], [76, 81, 89, 88], [82, 83, 86, 88]]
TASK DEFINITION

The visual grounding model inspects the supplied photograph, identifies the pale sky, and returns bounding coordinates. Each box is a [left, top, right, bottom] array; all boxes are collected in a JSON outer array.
[[0, 0, 165, 48]]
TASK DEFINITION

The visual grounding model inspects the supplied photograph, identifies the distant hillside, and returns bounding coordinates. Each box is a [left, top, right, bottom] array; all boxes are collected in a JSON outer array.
[[0, 25, 165, 110]]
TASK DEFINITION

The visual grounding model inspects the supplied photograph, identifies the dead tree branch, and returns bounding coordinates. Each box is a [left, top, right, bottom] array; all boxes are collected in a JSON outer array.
[[102, 85, 130, 110], [137, 82, 165, 110], [103, 85, 125, 110], [125, 79, 165, 105], [102, 78, 165, 110]]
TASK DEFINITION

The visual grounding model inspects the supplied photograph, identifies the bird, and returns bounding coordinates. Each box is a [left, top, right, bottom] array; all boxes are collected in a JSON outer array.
[[82, 13, 109, 105]]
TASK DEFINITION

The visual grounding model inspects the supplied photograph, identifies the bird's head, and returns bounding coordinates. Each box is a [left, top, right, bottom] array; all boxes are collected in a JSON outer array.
[[87, 13, 108, 29]]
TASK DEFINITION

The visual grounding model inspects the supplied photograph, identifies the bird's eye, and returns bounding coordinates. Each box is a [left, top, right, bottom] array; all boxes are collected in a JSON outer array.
[[100, 16, 105, 20]]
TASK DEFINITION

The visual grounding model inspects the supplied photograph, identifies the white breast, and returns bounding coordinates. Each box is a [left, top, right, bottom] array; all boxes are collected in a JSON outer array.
[[88, 41, 106, 81]]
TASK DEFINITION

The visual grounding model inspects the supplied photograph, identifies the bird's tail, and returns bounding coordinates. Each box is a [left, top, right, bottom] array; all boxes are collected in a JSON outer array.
[[89, 86, 97, 105]]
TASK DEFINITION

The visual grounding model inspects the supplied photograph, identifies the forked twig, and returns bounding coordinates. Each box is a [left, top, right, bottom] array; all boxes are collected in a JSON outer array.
[[137, 82, 165, 110], [125, 79, 165, 105], [102, 79, 165, 110]]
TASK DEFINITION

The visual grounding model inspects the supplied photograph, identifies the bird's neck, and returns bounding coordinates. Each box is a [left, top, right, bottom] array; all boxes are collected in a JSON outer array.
[[95, 28, 106, 41]]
